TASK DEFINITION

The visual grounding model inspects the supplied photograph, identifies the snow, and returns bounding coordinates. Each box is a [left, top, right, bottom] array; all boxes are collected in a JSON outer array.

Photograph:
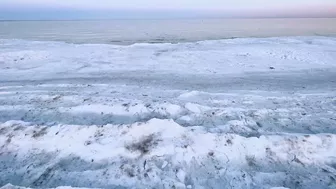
[[0, 36, 336, 189], [61, 104, 150, 116], [0, 184, 292, 189], [1, 36, 336, 81], [0, 184, 98, 189], [1, 119, 336, 188]]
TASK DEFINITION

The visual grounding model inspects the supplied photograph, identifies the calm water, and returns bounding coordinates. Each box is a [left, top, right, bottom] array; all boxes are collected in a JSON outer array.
[[0, 18, 336, 44]]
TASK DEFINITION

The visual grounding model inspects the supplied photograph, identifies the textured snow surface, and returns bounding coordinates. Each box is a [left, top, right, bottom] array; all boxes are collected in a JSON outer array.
[[1, 36, 336, 80], [0, 184, 97, 189], [0, 37, 336, 189]]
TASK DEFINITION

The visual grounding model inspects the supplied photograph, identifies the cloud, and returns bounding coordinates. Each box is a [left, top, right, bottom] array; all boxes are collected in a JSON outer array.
[[1, 0, 335, 10], [0, 0, 335, 19]]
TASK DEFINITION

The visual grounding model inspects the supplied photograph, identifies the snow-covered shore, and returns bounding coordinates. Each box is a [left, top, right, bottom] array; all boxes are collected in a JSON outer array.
[[1, 36, 336, 80], [0, 37, 336, 189]]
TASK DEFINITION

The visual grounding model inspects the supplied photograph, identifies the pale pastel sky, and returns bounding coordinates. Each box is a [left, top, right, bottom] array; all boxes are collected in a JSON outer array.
[[0, 0, 335, 19]]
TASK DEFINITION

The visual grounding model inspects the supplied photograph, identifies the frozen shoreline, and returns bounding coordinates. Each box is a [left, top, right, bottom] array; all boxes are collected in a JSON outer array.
[[1, 36, 336, 80], [1, 119, 335, 189], [0, 37, 336, 189]]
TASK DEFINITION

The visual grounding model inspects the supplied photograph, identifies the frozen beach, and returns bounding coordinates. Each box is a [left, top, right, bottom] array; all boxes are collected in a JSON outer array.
[[0, 36, 336, 189]]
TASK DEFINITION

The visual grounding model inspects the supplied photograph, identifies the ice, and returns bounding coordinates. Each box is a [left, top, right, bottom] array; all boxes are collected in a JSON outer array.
[[161, 161, 168, 169], [61, 104, 150, 116], [178, 91, 201, 99], [0, 37, 336, 189], [0, 184, 98, 189], [176, 169, 186, 183], [0, 119, 336, 188], [1, 36, 336, 81]]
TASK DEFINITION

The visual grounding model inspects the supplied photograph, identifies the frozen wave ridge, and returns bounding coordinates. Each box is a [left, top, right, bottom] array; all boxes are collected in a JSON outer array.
[[1, 119, 335, 189]]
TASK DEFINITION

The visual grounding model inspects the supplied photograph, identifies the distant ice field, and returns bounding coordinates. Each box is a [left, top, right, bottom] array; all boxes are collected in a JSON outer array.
[[0, 18, 336, 45]]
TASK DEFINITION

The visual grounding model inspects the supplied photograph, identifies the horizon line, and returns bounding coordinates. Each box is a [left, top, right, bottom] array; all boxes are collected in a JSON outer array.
[[1, 16, 336, 21]]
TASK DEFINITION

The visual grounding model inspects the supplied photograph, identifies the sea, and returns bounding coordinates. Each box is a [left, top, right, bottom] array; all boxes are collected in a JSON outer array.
[[0, 18, 336, 45]]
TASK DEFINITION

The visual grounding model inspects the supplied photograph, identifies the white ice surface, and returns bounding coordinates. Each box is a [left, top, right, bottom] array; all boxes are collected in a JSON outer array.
[[0, 37, 336, 189], [1, 36, 336, 80], [0, 184, 98, 189]]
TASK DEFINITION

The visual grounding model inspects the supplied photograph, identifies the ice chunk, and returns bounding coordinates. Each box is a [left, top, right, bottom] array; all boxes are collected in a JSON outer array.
[[162, 161, 168, 169], [176, 169, 186, 183]]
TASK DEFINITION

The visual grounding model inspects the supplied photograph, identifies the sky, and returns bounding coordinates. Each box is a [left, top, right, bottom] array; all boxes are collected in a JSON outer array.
[[0, 0, 335, 20]]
